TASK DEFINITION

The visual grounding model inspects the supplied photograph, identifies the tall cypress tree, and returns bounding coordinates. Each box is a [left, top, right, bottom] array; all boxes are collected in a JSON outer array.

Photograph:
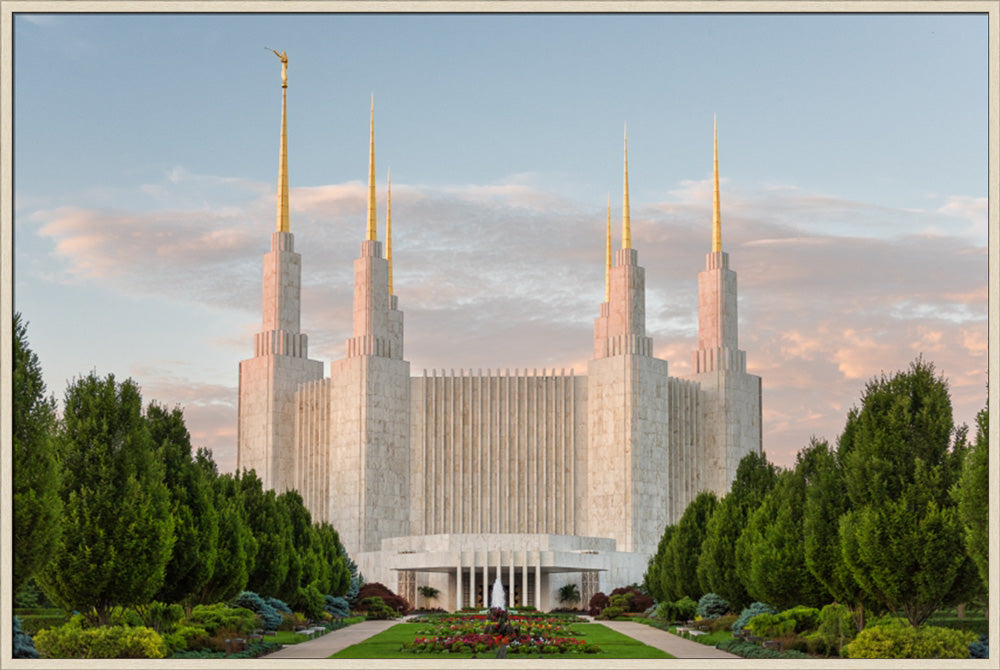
[[198, 470, 255, 604], [838, 358, 976, 626], [37, 373, 175, 623], [953, 406, 988, 590], [12, 313, 62, 593], [148, 403, 219, 607], [697, 451, 778, 610], [663, 491, 717, 601]]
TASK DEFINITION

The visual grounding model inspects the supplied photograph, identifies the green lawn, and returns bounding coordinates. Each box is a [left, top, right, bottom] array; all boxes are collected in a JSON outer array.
[[330, 622, 675, 659]]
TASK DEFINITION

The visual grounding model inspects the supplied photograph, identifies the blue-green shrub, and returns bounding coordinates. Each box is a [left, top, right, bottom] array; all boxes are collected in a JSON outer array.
[[716, 638, 812, 659], [325, 595, 350, 619], [230, 591, 281, 630], [968, 634, 988, 659], [265, 597, 292, 614], [732, 602, 776, 634], [696, 593, 730, 619], [13, 616, 40, 659], [844, 624, 977, 659]]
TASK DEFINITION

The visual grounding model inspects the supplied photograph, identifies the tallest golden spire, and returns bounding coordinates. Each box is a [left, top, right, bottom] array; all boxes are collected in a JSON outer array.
[[622, 124, 631, 249], [273, 49, 289, 233], [366, 96, 377, 242], [712, 115, 721, 253]]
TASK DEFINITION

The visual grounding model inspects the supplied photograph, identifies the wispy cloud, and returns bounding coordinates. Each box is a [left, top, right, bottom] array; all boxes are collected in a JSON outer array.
[[24, 171, 988, 468]]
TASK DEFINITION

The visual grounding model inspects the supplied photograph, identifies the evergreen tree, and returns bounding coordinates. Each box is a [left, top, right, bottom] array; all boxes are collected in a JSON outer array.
[[148, 403, 219, 607], [741, 442, 828, 610], [803, 427, 877, 630], [12, 313, 62, 592], [643, 524, 674, 603], [241, 470, 293, 597], [953, 406, 988, 589], [198, 471, 255, 603], [838, 358, 975, 626], [663, 491, 717, 601], [697, 451, 778, 610], [277, 489, 314, 603], [36, 373, 175, 623]]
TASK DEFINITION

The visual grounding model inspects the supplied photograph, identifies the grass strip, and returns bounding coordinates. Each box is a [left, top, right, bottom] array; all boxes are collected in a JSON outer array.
[[330, 622, 674, 659]]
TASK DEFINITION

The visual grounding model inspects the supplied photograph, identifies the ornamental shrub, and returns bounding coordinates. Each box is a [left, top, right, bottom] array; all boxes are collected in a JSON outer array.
[[844, 624, 977, 659], [780, 605, 821, 633], [747, 612, 795, 638], [265, 597, 292, 614], [358, 596, 396, 620], [186, 603, 258, 636], [598, 606, 624, 620], [696, 592, 730, 619], [324, 595, 350, 619], [34, 623, 168, 658], [674, 596, 698, 621], [141, 601, 184, 633], [732, 602, 776, 634], [656, 601, 678, 622], [230, 591, 282, 630], [292, 584, 326, 619], [812, 602, 856, 655], [13, 616, 40, 659], [610, 586, 653, 612], [161, 625, 211, 654], [968, 634, 988, 659], [588, 592, 609, 616], [356, 582, 410, 614], [608, 593, 632, 609]]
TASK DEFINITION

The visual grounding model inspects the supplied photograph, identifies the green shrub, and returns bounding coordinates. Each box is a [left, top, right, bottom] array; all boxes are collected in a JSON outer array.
[[608, 593, 633, 609], [35, 623, 167, 658], [747, 612, 795, 638], [709, 614, 739, 632], [185, 603, 258, 636], [598, 606, 624, 619], [716, 638, 811, 659], [696, 593, 730, 619], [141, 601, 184, 633], [358, 596, 396, 620], [844, 624, 977, 659], [732, 602, 775, 633], [292, 584, 326, 619], [674, 596, 698, 621], [16, 613, 69, 635], [811, 602, 856, 655], [106, 606, 144, 628], [161, 625, 210, 654], [781, 605, 820, 633]]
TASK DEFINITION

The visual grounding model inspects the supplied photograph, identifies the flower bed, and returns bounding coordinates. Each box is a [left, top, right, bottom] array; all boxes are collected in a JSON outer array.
[[401, 611, 598, 655]]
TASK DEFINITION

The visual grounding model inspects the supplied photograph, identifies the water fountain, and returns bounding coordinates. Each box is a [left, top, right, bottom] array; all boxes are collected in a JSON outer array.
[[490, 577, 506, 611]]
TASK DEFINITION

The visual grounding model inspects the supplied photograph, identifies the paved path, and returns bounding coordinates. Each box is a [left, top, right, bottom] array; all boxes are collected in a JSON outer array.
[[596, 620, 740, 658], [263, 620, 399, 658]]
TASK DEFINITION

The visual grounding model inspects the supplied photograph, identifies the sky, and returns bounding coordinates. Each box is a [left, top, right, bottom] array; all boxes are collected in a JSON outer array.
[[9, 9, 991, 473]]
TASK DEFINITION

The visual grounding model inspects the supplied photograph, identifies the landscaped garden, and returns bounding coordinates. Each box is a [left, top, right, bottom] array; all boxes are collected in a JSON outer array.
[[331, 610, 674, 659]]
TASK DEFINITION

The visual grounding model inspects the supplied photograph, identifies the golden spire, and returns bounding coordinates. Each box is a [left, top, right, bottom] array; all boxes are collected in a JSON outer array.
[[274, 50, 289, 233], [622, 124, 631, 249], [605, 193, 611, 302], [713, 115, 722, 253], [366, 95, 377, 242], [387, 168, 393, 295]]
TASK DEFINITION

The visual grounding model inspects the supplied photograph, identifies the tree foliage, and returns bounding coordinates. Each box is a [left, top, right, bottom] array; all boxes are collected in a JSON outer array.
[[12, 313, 63, 591], [662, 490, 717, 601], [698, 451, 778, 610], [953, 406, 988, 589], [148, 403, 219, 607], [37, 373, 176, 623], [838, 358, 976, 626]]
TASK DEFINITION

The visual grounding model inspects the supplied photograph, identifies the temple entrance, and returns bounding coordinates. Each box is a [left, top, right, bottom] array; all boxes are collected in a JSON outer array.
[[466, 575, 533, 609]]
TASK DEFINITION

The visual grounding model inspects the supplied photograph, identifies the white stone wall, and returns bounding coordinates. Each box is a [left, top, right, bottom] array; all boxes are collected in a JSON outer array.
[[411, 369, 586, 538], [237, 231, 323, 493]]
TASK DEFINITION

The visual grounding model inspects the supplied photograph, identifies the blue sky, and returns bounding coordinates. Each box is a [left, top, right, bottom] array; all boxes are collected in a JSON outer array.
[[10, 10, 991, 471]]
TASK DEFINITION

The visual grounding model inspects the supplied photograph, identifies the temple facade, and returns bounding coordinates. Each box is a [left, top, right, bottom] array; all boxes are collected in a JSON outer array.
[[238, 62, 761, 611]]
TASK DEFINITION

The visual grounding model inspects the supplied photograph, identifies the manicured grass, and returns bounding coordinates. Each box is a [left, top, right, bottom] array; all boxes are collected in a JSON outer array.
[[330, 622, 675, 659]]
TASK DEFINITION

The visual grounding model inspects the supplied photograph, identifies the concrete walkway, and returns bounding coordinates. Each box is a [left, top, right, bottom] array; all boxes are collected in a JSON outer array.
[[263, 620, 399, 658], [596, 620, 740, 658]]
